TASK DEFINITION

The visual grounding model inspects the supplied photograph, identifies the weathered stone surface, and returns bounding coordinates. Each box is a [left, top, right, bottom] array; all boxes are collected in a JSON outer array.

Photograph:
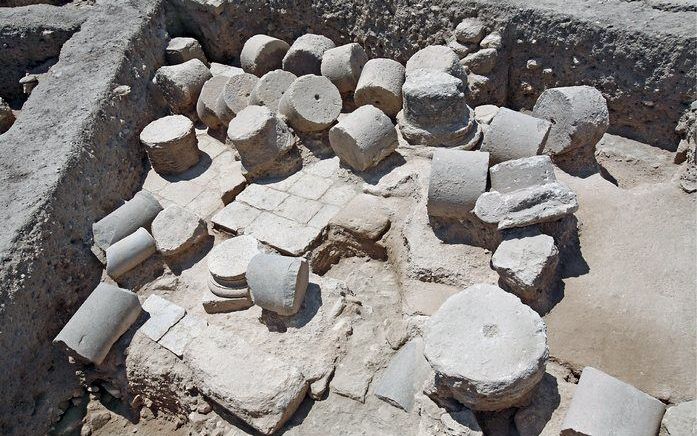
[[489, 155, 557, 194], [480, 31, 502, 49], [209, 62, 244, 78], [481, 108, 551, 164], [249, 69, 297, 112], [282, 33, 336, 76], [236, 183, 289, 211], [247, 253, 309, 316], [139, 295, 186, 342], [354, 58, 405, 117], [53, 283, 141, 365], [329, 193, 390, 240], [240, 34, 289, 76], [196, 75, 229, 130], [401, 280, 460, 317], [560, 366, 666, 436], [473, 104, 499, 125], [215, 72, 259, 125], [455, 18, 485, 44], [595, 133, 676, 188], [424, 284, 548, 411], [158, 313, 208, 358], [405, 45, 468, 85], [166, 37, 207, 65], [212, 201, 262, 233], [320, 43, 368, 94], [151, 205, 207, 256], [461, 48, 498, 75], [418, 396, 484, 436], [0, 96, 15, 134], [139, 115, 200, 175], [278, 74, 342, 132], [447, 38, 474, 58], [202, 287, 253, 314], [152, 59, 211, 113], [532, 86, 609, 156], [373, 338, 431, 411], [660, 400, 696, 436], [207, 235, 260, 288], [105, 227, 156, 279], [219, 159, 247, 204], [329, 105, 398, 171], [427, 149, 489, 218]]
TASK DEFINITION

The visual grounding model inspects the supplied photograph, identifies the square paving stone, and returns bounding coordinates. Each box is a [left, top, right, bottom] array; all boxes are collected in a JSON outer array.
[[211, 201, 262, 234], [274, 195, 323, 224], [140, 295, 186, 342], [287, 173, 334, 200], [247, 212, 323, 255], [236, 184, 289, 210]]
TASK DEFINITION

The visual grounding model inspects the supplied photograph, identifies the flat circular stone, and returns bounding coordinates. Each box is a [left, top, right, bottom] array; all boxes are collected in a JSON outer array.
[[207, 235, 261, 286], [139, 115, 193, 146]]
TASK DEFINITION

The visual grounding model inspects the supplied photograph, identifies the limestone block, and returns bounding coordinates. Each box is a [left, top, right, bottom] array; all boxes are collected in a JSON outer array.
[[329, 193, 391, 240], [481, 108, 551, 164], [202, 286, 253, 313], [197, 75, 230, 130], [532, 86, 609, 156], [215, 72, 259, 125], [423, 284, 548, 411], [139, 115, 200, 175], [489, 156, 556, 194], [320, 43, 368, 94], [560, 366, 666, 436], [373, 338, 431, 411], [151, 205, 207, 256], [219, 159, 247, 204], [455, 18, 485, 44], [241, 34, 290, 76], [660, 400, 696, 436], [209, 63, 244, 78], [354, 58, 405, 117], [166, 37, 207, 65], [249, 69, 297, 111], [474, 104, 499, 125], [211, 201, 262, 234], [480, 31, 503, 49], [139, 295, 186, 342], [105, 227, 156, 279], [427, 149, 489, 218], [405, 45, 468, 85], [158, 314, 208, 358], [461, 48, 498, 75], [328, 105, 398, 171], [207, 235, 261, 288], [282, 33, 336, 77], [247, 253, 309, 316], [152, 59, 211, 113], [278, 74, 342, 132], [53, 283, 141, 365], [0, 96, 15, 133]]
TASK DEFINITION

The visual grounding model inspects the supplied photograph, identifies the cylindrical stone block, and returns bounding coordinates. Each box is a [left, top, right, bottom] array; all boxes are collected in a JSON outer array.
[[208, 235, 261, 289], [249, 69, 297, 112], [197, 75, 230, 130], [427, 149, 489, 218], [247, 253, 309, 316], [481, 107, 552, 165], [320, 43, 368, 95], [166, 37, 207, 65], [282, 34, 336, 77], [152, 59, 212, 114], [278, 75, 342, 132], [354, 58, 405, 117], [532, 86, 609, 156], [140, 115, 200, 175], [215, 72, 259, 125], [329, 105, 398, 171], [240, 34, 290, 77], [405, 45, 468, 86], [106, 227, 157, 279]]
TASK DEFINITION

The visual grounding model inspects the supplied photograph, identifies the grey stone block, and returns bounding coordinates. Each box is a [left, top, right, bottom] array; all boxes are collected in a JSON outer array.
[[329, 193, 390, 240], [427, 149, 489, 218], [461, 48, 498, 75], [282, 33, 336, 77], [105, 227, 156, 279], [53, 283, 141, 365], [455, 18, 485, 44], [152, 58, 212, 114], [139, 115, 200, 175], [405, 45, 468, 85], [166, 37, 207, 65], [240, 34, 290, 77], [219, 159, 247, 204], [561, 366, 666, 436], [660, 400, 696, 436], [481, 108, 551, 164], [320, 43, 368, 94], [247, 253, 309, 316], [139, 294, 186, 342], [278, 74, 342, 133], [355, 58, 405, 117], [373, 338, 431, 411], [249, 69, 297, 112], [489, 155, 557, 194], [151, 205, 207, 257], [197, 75, 230, 130], [158, 313, 208, 358], [215, 72, 259, 126]]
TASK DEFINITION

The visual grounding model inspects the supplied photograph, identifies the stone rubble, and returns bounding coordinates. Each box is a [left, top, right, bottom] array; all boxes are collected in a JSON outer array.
[[320, 42, 368, 96], [427, 149, 489, 218], [139, 114, 200, 175], [215, 72, 259, 125], [660, 400, 696, 436], [105, 227, 156, 279], [152, 58, 211, 114], [151, 205, 207, 257], [354, 58, 405, 117], [249, 69, 297, 112], [481, 107, 552, 164], [461, 47, 498, 75], [455, 18, 486, 44], [282, 33, 336, 77], [0, 96, 15, 133], [196, 75, 230, 130], [209, 62, 244, 78], [246, 252, 309, 316], [278, 74, 342, 132], [240, 34, 290, 77], [373, 338, 431, 412], [165, 37, 207, 65]]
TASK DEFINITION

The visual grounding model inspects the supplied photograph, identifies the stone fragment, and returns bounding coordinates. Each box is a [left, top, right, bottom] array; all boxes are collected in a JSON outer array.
[[19, 74, 39, 95], [158, 313, 208, 358], [423, 284, 548, 411], [282, 33, 336, 76], [0, 96, 15, 133], [489, 155, 556, 193], [354, 58, 405, 117], [211, 201, 262, 234], [374, 338, 431, 411], [197, 75, 230, 130], [247, 253, 309, 316], [219, 159, 247, 204], [152, 59, 211, 113], [278, 74, 342, 132], [455, 18, 485, 44], [166, 37, 207, 65], [560, 366, 666, 436], [247, 212, 324, 256], [480, 31, 502, 49], [481, 108, 551, 165], [660, 400, 696, 436], [474, 182, 579, 229], [151, 205, 207, 256], [329, 105, 398, 171], [209, 63, 244, 78], [105, 227, 156, 279], [447, 38, 474, 58], [249, 69, 297, 112], [418, 396, 484, 436], [474, 104, 499, 125], [397, 69, 480, 148], [461, 48, 498, 75], [53, 283, 141, 365], [329, 193, 390, 240], [532, 86, 610, 156], [207, 235, 261, 289], [139, 295, 186, 342], [202, 287, 253, 314], [215, 72, 259, 125], [427, 149, 489, 218], [320, 43, 368, 95], [139, 115, 200, 175], [241, 34, 290, 76], [405, 45, 468, 85]]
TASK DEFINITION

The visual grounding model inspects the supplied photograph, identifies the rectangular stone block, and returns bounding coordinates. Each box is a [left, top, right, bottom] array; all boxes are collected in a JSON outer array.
[[158, 313, 208, 358], [247, 212, 322, 255], [490, 155, 556, 194], [140, 295, 186, 342], [236, 183, 289, 210], [211, 201, 262, 234]]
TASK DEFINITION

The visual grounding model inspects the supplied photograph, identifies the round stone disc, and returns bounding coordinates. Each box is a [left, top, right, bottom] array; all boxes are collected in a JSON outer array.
[[207, 235, 261, 286], [139, 114, 193, 146]]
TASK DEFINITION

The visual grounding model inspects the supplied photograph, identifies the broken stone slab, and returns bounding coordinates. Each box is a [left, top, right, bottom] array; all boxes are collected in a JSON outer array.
[[209, 63, 244, 78], [423, 283, 548, 411], [249, 69, 297, 112], [105, 227, 156, 279], [320, 42, 368, 95], [158, 313, 208, 358], [202, 285, 253, 314], [207, 235, 261, 289], [152, 58, 212, 114], [151, 205, 207, 257], [455, 18, 485, 44], [0, 96, 15, 134], [240, 34, 290, 76], [166, 37, 207, 65], [481, 108, 551, 164], [219, 159, 247, 204], [139, 115, 200, 175], [328, 105, 398, 171], [427, 149, 489, 218], [373, 338, 431, 412], [532, 85, 609, 156], [474, 104, 499, 125], [247, 253, 309, 316], [211, 201, 262, 234], [197, 75, 230, 131], [560, 366, 666, 436], [278, 74, 342, 133], [282, 33, 336, 77], [474, 182, 579, 230], [405, 45, 468, 85], [461, 48, 498, 75], [660, 400, 696, 436], [54, 283, 141, 365], [215, 72, 259, 125], [329, 193, 391, 240], [354, 58, 405, 117], [139, 294, 186, 342], [489, 155, 557, 194], [418, 395, 484, 436]]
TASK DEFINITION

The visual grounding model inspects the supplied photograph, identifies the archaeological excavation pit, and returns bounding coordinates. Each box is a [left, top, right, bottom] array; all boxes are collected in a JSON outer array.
[[0, 0, 695, 435]]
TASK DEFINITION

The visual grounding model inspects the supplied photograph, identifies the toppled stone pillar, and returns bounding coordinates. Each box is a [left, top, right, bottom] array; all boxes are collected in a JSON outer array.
[[241, 34, 290, 76], [250, 69, 297, 112], [397, 70, 480, 148], [278, 74, 342, 132], [373, 338, 431, 411], [423, 283, 548, 411], [481, 108, 552, 164], [405, 45, 468, 85], [561, 367, 666, 436], [196, 75, 230, 131], [0, 97, 15, 133], [282, 34, 336, 76], [355, 58, 405, 117], [152, 59, 212, 114], [215, 72, 259, 125], [328, 105, 398, 171], [53, 283, 141, 365], [105, 227, 157, 279], [151, 205, 207, 257], [427, 149, 489, 218], [139, 115, 200, 175], [320, 43, 368, 96], [247, 253, 309, 316], [166, 37, 207, 65], [204, 235, 260, 313], [489, 155, 557, 193]]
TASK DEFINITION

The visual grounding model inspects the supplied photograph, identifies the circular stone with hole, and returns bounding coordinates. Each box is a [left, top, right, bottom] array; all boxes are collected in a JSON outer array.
[[249, 69, 297, 112], [278, 74, 342, 133], [139, 115, 199, 175]]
